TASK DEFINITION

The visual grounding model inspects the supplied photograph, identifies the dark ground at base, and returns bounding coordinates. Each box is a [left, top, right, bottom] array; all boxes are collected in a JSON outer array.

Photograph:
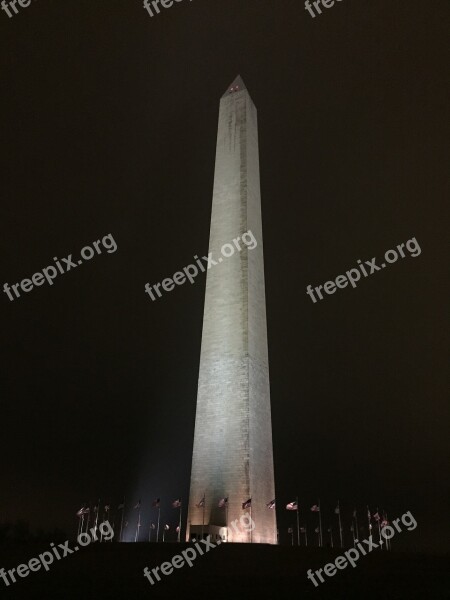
[[0, 542, 449, 600]]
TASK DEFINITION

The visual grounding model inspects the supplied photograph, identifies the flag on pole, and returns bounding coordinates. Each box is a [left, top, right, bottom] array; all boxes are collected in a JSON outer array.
[[104, 505, 110, 512], [218, 497, 228, 508], [373, 512, 380, 521], [164, 524, 170, 531], [367, 509, 371, 519], [76, 507, 85, 517], [150, 523, 156, 530], [266, 499, 276, 509], [196, 497, 205, 508], [172, 499, 182, 508], [300, 527, 306, 533], [152, 498, 160, 508], [83, 508, 90, 514], [134, 500, 141, 509], [353, 509, 357, 518], [288, 527, 294, 533], [315, 527, 320, 533], [334, 506, 340, 514], [93, 505, 99, 513], [286, 501, 298, 511], [311, 505, 320, 512], [381, 519, 388, 528], [176, 526, 180, 533], [242, 498, 252, 509]]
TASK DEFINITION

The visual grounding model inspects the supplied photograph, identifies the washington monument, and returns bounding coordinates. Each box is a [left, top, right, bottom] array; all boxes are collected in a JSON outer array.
[[187, 76, 277, 544]]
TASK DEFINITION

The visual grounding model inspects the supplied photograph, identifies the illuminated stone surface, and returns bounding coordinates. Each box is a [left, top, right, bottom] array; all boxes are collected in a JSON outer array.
[[187, 76, 276, 544]]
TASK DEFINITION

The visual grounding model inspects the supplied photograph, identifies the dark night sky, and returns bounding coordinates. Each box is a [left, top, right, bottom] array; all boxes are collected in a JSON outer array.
[[1, 0, 448, 552]]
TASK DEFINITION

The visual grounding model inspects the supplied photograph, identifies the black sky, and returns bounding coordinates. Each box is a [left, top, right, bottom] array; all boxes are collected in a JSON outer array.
[[1, 0, 448, 552]]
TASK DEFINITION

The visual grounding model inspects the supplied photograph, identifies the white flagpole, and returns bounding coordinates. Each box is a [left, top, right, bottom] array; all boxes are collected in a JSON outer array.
[[77, 513, 83, 537], [337, 500, 343, 548], [94, 499, 100, 535], [135, 506, 141, 542], [226, 499, 228, 543], [296, 497, 300, 546], [318, 499, 323, 547], [85, 506, 91, 534], [377, 507, 382, 549], [156, 506, 161, 543], [119, 499, 125, 542], [250, 500, 253, 544], [201, 492, 205, 540]]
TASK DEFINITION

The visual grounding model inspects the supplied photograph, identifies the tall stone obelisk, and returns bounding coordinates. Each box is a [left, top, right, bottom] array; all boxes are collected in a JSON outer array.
[[187, 76, 276, 544]]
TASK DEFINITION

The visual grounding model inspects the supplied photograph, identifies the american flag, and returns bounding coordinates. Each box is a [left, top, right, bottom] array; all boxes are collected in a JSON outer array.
[[286, 501, 298, 511], [218, 497, 228, 508], [196, 497, 205, 508], [334, 506, 340, 515], [288, 527, 294, 534], [242, 498, 252, 509], [76, 507, 85, 517], [164, 524, 170, 531], [152, 498, 160, 508], [266, 499, 276, 509], [373, 512, 380, 522], [172, 499, 182, 509], [311, 505, 320, 512]]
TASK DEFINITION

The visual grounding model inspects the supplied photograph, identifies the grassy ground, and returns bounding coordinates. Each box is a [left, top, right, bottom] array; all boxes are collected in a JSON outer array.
[[0, 542, 449, 599]]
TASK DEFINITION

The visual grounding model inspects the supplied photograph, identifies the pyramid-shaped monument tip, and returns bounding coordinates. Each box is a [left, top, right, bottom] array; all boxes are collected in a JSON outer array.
[[222, 75, 247, 97]]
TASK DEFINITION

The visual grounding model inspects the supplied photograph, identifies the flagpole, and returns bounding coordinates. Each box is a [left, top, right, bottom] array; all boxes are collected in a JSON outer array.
[[337, 500, 343, 548], [377, 507, 382, 549], [178, 500, 182, 543], [351, 524, 356, 547], [201, 492, 205, 540], [85, 505, 91, 534], [134, 504, 141, 542], [226, 499, 228, 543], [77, 513, 83, 537], [250, 500, 253, 544], [157, 506, 161, 543], [318, 499, 323, 547], [119, 499, 125, 542], [95, 499, 100, 535], [296, 497, 300, 547], [367, 505, 371, 539]]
